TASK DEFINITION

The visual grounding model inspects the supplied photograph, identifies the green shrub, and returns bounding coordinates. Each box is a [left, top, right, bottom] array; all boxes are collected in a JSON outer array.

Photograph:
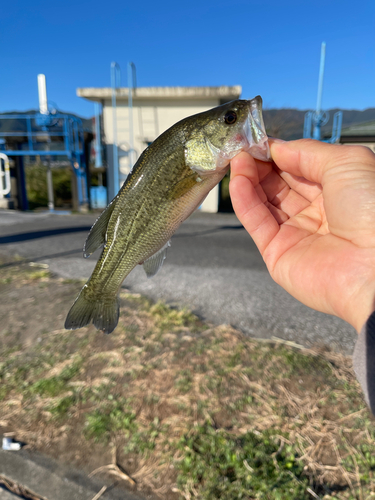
[[26, 163, 72, 209]]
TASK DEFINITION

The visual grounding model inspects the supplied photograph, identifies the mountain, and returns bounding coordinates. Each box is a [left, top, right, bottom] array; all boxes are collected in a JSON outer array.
[[263, 107, 375, 140], [1, 107, 375, 141], [0, 110, 92, 134]]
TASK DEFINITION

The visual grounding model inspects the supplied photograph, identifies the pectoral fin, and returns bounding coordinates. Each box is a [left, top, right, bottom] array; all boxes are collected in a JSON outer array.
[[166, 174, 200, 201], [142, 241, 171, 278], [83, 195, 118, 258]]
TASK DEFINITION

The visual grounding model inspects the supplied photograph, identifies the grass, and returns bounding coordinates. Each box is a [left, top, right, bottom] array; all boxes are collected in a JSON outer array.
[[27, 269, 51, 280], [29, 357, 82, 396], [177, 423, 308, 500], [85, 399, 137, 441], [0, 263, 374, 499]]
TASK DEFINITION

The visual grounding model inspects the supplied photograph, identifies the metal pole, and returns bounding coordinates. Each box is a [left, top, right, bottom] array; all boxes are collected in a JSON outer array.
[[316, 42, 326, 115], [94, 102, 102, 168], [111, 62, 121, 200], [38, 74, 54, 212], [46, 136, 54, 212], [37, 74, 48, 115], [46, 162, 54, 211], [127, 62, 136, 171], [313, 42, 326, 140]]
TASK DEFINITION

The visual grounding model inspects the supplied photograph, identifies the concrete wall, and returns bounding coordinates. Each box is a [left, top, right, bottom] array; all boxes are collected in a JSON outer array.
[[102, 98, 222, 211], [78, 86, 242, 212]]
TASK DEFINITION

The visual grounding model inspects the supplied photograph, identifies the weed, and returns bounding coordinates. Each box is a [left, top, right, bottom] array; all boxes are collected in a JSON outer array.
[[175, 370, 193, 394], [85, 400, 137, 441], [125, 324, 139, 335], [29, 358, 82, 397], [343, 442, 375, 482], [227, 345, 243, 368], [49, 394, 77, 418], [274, 347, 332, 379], [30, 377, 66, 397], [177, 423, 309, 499], [143, 394, 160, 406], [0, 386, 8, 401], [28, 270, 51, 281], [61, 278, 85, 284], [60, 359, 82, 379], [124, 418, 166, 456], [150, 302, 199, 331], [0, 277, 12, 284], [227, 395, 255, 413], [193, 339, 207, 356]]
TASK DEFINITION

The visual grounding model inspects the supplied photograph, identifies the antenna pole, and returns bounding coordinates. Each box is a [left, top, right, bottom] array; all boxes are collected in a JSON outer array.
[[37, 74, 48, 115], [316, 42, 326, 115]]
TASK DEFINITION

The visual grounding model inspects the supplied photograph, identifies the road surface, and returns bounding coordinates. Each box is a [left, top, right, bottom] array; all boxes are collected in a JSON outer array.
[[0, 209, 356, 353]]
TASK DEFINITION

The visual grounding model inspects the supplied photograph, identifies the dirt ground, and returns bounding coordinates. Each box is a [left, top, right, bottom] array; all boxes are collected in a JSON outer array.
[[0, 262, 80, 350], [1, 255, 375, 500], [0, 257, 160, 499]]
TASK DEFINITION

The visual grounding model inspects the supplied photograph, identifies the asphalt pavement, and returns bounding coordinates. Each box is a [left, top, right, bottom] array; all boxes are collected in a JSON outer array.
[[0, 208, 356, 353]]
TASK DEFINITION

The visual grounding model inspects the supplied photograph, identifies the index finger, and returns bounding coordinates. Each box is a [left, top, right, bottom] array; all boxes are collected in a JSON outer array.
[[270, 139, 341, 184], [270, 139, 375, 185]]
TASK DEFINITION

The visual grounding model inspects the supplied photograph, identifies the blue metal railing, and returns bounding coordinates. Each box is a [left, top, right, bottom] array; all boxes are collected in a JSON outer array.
[[0, 112, 88, 207], [303, 43, 343, 144], [0, 113, 84, 157]]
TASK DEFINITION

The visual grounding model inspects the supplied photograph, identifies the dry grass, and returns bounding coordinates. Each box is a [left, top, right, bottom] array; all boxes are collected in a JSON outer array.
[[0, 474, 47, 500], [0, 262, 374, 499]]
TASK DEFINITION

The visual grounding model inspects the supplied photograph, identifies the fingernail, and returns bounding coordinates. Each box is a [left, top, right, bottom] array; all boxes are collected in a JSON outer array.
[[269, 137, 286, 144]]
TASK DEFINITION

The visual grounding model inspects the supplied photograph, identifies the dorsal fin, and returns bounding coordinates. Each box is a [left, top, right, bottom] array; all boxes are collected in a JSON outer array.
[[83, 195, 118, 258], [142, 241, 171, 278]]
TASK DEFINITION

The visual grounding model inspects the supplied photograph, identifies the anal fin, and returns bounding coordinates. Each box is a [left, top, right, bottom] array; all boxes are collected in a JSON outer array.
[[142, 241, 171, 278]]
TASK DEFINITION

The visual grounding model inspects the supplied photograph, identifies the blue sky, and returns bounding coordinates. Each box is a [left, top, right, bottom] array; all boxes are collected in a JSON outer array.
[[1, 0, 374, 118]]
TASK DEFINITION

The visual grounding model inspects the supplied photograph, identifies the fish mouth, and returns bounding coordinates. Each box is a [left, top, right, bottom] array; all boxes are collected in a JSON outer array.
[[243, 96, 271, 162], [203, 96, 271, 173], [213, 96, 271, 170]]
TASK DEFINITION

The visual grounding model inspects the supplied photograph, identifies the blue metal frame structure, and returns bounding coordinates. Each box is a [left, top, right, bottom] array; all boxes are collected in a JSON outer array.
[[0, 112, 88, 208], [303, 42, 343, 144], [304, 109, 343, 144]]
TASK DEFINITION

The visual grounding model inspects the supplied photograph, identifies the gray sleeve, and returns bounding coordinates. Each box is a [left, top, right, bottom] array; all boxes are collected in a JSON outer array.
[[353, 311, 375, 415]]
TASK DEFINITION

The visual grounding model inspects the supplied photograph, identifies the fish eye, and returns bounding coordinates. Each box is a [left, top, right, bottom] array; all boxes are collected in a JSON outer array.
[[224, 111, 237, 125]]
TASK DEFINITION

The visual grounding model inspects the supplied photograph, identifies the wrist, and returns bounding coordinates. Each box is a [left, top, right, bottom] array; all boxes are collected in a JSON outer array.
[[339, 280, 375, 334]]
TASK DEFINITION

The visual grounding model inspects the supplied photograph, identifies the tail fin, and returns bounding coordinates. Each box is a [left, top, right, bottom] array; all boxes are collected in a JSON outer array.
[[65, 286, 120, 334]]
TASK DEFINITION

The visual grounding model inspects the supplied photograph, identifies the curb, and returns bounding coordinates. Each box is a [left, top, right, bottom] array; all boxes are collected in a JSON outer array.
[[0, 448, 147, 500], [0, 486, 21, 499]]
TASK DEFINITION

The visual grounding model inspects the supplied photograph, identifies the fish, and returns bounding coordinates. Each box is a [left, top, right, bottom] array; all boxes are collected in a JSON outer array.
[[65, 96, 270, 334]]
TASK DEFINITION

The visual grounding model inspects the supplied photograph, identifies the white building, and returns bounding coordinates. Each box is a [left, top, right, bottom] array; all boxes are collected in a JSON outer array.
[[339, 120, 375, 153], [77, 85, 241, 212]]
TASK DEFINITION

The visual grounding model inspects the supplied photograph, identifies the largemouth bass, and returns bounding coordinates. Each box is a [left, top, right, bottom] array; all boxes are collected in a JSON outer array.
[[65, 96, 270, 334]]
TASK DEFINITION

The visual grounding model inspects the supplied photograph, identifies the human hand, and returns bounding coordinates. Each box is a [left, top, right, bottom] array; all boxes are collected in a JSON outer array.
[[229, 139, 375, 332]]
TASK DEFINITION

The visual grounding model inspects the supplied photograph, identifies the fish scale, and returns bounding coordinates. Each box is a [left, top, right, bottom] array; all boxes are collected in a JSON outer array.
[[65, 97, 270, 334]]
